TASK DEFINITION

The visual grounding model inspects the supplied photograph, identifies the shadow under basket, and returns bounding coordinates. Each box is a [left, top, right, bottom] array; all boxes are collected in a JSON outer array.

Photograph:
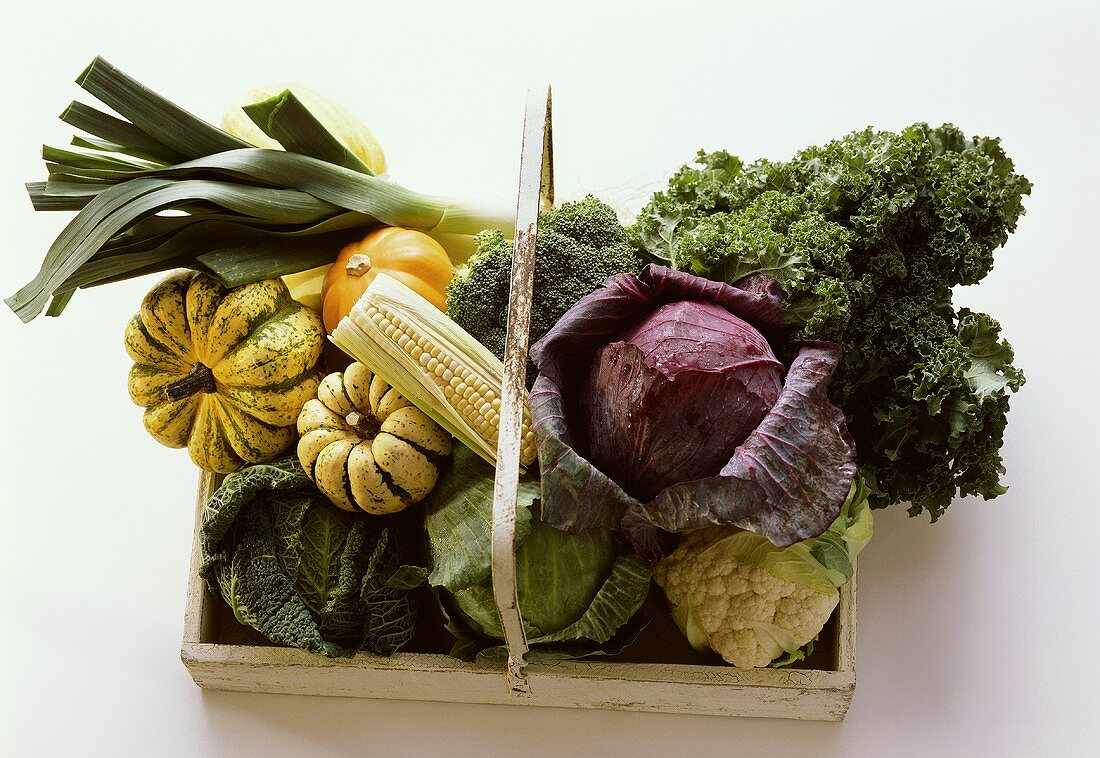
[[182, 472, 858, 720]]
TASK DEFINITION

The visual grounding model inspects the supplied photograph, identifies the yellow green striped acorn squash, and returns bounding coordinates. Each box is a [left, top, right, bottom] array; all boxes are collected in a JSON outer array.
[[125, 271, 325, 473]]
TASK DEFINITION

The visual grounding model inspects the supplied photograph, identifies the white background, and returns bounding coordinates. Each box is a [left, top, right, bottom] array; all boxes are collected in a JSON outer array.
[[2, 1, 1098, 755]]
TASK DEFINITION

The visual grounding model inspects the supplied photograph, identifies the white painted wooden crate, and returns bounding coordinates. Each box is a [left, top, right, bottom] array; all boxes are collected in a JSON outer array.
[[181, 89, 858, 721], [182, 474, 857, 720]]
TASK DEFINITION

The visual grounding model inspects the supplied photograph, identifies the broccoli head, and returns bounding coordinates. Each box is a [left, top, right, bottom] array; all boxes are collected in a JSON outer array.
[[447, 195, 643, 361]]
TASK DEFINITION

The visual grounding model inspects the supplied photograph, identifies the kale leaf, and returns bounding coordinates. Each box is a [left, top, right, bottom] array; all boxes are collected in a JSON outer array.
[[630, 124, 1030, 519]]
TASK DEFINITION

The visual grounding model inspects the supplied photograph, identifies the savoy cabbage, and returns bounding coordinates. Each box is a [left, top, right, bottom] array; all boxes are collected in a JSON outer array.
[[200, 458, 425, 657]]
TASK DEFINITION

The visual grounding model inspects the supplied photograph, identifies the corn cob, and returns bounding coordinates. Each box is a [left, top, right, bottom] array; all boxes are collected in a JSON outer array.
[[331, 273, 537, 468]]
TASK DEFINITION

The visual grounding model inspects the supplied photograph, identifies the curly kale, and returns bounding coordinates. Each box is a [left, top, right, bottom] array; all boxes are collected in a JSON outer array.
[[630, 124, 1030, 519], [447, 195, 643, 360]]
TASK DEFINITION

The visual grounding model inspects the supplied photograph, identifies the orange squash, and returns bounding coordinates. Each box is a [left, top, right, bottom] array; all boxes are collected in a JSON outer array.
[[321, 227, 453, 333]]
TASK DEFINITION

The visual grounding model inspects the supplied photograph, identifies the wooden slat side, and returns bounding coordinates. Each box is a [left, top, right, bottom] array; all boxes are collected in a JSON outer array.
[[181, 643, 852, 720], [836, 563, 857, 675], [181, 643, 854, 691], [182, 470, 219, 645], [538, 91, 554, 210]]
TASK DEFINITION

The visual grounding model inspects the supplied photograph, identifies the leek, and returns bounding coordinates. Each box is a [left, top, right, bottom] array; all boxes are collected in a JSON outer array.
[[6, 57, 514, 322]]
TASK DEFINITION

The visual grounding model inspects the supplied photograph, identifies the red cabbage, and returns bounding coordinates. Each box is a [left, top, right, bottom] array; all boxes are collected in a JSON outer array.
[[582, 300, 784, 501], [529, 265, 856, 558]]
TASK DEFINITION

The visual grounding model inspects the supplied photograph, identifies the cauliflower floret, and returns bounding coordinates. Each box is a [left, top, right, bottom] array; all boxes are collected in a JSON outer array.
[[654, 527, 839, 668]]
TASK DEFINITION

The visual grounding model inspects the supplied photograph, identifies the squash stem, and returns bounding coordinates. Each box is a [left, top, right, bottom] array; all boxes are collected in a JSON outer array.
[[164, 363, 216, 401], [344, 411, 380, 439]]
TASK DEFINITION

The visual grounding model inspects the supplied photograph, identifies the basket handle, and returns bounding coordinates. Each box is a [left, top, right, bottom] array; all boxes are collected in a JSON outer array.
[[490, 85, 553, 697]]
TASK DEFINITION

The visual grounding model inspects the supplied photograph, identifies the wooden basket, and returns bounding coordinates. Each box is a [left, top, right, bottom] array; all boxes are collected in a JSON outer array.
[[181, 89, 859, 721]]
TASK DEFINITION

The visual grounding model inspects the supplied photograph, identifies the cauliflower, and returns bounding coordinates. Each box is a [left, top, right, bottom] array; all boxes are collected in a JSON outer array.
[[654, 478, 873, 668], [654, 528, 837, 667]]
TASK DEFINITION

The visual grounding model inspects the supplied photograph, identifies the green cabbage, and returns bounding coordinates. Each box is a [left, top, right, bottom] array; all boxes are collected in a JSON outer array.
[[424, 445, 651, 659]]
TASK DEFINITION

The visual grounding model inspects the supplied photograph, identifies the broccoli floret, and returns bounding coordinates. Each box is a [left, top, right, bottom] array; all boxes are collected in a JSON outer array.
[[447, 195, 643, 362], [631, 123, 1031, 519]]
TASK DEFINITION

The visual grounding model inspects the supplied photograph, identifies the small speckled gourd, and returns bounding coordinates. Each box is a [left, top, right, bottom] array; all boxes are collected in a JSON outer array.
[[125, 271, 325, 473], [297, 363, 452, 514]]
